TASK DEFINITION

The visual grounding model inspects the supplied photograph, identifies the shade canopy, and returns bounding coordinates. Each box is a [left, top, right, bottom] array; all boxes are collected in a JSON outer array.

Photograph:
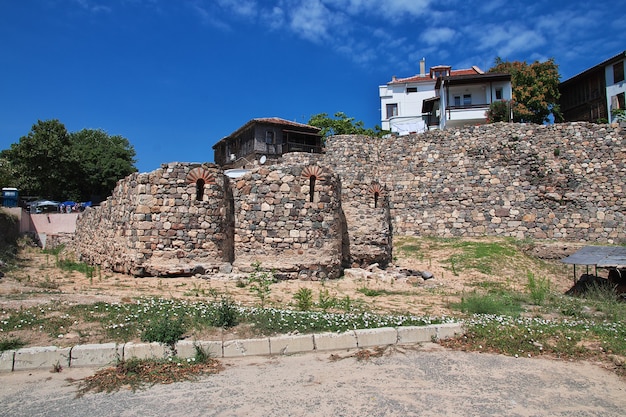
[[561, 246, 626, 268]]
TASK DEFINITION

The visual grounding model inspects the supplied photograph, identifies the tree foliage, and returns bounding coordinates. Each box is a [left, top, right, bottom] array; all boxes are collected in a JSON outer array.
[[1, 120, 136, 201], [69, 128, 137, 201], [489, 58, 562, 124], [308, 112, 387, 137]]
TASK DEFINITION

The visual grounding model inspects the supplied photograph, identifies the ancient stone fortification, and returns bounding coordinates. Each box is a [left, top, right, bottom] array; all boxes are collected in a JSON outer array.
[[316, 122, 626, 242], [73, 122, 625, 278]]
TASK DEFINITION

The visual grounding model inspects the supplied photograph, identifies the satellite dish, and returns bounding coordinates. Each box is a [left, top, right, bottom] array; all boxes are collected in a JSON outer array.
[[259, 155, 267, 165]]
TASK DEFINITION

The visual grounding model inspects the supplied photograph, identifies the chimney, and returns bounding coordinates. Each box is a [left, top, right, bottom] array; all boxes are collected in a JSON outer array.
[[392, 75, 397, 82], [420, 58, 426, 77]]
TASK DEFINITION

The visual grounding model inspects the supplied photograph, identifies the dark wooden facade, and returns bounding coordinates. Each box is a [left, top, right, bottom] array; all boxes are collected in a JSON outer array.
[[212, 118, 323, 167], [560, 68, 607, 123], [559, 51, 626, 123]]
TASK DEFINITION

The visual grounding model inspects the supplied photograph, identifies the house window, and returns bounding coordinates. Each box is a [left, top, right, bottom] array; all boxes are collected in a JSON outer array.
[[617, 92, 625, 109], [614, 62, 625, 84], [454, 96, 461, 107], [265, 130, 275, 144], [495, 88, 503, 100], [386, 103, 398, 118], [406, 87, 417, 93], [463, 94, 472, 106]]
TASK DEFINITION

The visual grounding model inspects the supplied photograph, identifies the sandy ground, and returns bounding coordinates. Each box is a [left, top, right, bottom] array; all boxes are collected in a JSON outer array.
[[0, 239, 577, 347], [1, 343, 625, 417]]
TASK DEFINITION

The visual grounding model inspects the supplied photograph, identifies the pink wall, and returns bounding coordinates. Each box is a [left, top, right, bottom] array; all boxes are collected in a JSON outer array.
[[29, 213, 78, 234]]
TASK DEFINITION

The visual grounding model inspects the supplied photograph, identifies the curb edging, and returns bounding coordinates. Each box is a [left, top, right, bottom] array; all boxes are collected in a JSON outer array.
[[0, 323, 464, 372]]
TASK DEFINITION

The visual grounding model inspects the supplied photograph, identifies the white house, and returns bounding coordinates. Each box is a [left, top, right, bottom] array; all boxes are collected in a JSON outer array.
[[379, 60, 512, 134]]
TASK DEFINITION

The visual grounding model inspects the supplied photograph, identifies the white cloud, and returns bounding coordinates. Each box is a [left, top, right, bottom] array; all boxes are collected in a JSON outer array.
[[188, 1, 232, 31], [285, 0, 343, 44], [324, 0, 432, 19], [473, 24, 546, 58], [72, 0, 112, 13], [419, 27, 456, 46], [217, 0, 258, 19]]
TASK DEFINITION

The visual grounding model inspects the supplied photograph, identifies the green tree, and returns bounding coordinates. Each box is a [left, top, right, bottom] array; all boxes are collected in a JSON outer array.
[[0, 156, 15, 189], [1, 119, 76, 200], [70, 129, 137, 201], [489, 58, 562, 124], [308, 112, 387, 137], [1, 120, 137, 201]]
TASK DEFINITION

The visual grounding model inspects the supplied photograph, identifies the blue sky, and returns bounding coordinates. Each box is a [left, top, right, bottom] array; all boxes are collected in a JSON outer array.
[[1, 0, 623, 173]]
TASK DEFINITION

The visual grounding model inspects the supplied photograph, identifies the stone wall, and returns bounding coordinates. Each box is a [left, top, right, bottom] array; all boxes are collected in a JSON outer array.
[[72, 122, 626, 278], [323, 122, 626, 242], [73, 163, 232, 276], [231, 164, 344, 279]]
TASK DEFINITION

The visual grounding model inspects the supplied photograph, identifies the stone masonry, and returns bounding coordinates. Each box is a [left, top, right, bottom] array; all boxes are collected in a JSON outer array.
[[72, 122, 625, 278]]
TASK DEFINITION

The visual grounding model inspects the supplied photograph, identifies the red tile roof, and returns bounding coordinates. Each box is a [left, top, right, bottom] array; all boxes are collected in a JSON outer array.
[[388, 66, 484, 84]]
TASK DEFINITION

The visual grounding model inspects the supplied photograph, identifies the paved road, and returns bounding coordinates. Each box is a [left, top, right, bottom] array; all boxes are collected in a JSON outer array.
[[1, 344, 625, 416]]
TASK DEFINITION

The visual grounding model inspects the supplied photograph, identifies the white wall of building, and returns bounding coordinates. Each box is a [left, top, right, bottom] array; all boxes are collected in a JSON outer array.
[[379, 79, 435, 134], [605, 58, 626, 123]]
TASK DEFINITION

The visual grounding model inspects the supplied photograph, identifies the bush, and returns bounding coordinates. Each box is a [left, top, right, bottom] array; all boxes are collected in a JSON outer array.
[[486, 100, 511, 123], [527, 272, 551, 305], [141, 316, 185, 347], [213, 296, 239, 328], [293, 288, 314, 311], [247, 262, 275, 307]]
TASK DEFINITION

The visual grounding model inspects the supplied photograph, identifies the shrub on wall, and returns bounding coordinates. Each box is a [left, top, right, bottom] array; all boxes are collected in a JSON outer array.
[[486, 100, 512, 123]]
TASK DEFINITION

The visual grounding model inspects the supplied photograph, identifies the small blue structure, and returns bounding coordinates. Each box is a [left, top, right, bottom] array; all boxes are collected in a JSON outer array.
[[1, 188, 18, 207]]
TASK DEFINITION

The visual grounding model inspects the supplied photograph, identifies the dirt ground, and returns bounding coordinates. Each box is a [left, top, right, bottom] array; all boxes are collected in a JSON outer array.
[[0, 238, 580, 348], [2, 343, 626, 416]]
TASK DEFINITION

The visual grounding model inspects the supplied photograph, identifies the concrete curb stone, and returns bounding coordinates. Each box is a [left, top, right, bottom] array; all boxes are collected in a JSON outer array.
[[0, 323, 465, 372], [313, 330, 358, 351], [223, 338, 271, 357], [269, 334, 315, 355], [176, 340, 223, 359], [13, 346, 71, 371], [70, 343, 124, 368], [124, 342, 169, 360], [354, 327, 398, 348], [0, 350, 15, 372]]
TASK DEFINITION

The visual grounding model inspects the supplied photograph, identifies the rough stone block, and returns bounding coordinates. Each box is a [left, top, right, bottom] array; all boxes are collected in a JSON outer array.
[[436, 323, 465, 340], [269, 334, 315, 355], [70, 343, 123, 367], [314, 331, 358, 352], [0, 350, 15, 372], [397, 325, 437, 345], [222, 338, 270, 358], [13, 346, 71, 371], [176, 340, 223, 359], [124, 342, 170, 360], [354, 327, 398, 348]]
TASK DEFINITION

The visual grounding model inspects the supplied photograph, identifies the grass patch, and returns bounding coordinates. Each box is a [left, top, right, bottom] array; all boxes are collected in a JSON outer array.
[[451, 291, 523, 316], [444, 240, 517, 275], [0, 336, 26, 351], [357, 287, 417, 297]]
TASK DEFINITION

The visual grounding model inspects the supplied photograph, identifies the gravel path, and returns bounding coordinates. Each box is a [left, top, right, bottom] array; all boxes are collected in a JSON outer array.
[[2, 344, 625, 417]]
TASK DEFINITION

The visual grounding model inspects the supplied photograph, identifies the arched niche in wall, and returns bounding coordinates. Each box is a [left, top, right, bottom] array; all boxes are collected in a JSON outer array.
[[186, 167, 216, 202], [367, 182, 385, 208], [301, 165, 326, 203]]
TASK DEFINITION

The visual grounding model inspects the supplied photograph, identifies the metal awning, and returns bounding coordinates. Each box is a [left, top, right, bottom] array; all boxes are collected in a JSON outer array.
[[560, 246, 626, 268]]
